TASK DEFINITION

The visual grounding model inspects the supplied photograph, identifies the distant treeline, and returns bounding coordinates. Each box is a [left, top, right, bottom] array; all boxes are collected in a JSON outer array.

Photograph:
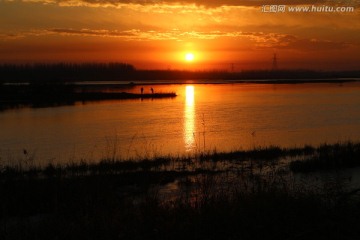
[[138, 69, 360, 82], [0, 63, 359, 82], [0, 63, 135, 82]]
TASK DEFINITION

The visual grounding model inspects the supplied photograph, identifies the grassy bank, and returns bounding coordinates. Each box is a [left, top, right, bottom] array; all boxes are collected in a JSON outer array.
[[290, 142, 360, 173], [2, 142, 360, 239]]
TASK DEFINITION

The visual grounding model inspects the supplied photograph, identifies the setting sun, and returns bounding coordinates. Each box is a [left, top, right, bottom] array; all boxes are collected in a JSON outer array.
[[185, 53, 195, 62]]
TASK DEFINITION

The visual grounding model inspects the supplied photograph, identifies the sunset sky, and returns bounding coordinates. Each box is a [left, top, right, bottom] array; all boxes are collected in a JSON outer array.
[[0, 0, 359, 70]]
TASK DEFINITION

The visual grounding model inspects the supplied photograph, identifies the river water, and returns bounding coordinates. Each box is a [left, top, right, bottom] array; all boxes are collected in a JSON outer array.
[[1, 82, 360, 165]]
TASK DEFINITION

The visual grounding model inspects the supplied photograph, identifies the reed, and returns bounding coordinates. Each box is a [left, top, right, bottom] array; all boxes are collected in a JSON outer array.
[[290, 141, 360, 172], [2, 141, 360, 239]]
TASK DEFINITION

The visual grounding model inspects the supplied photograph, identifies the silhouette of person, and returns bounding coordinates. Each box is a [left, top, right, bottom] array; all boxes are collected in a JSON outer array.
[[141, 87, 144, 94], [151, 88, 154, 94]]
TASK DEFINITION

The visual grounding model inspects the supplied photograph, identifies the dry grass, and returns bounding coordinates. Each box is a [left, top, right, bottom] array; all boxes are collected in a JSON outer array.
[[2, 142, 360, 239]]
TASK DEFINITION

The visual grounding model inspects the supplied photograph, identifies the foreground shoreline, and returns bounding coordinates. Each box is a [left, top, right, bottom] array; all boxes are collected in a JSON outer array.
[[2, 141, 360, 176], [2, 141, 360, 239]]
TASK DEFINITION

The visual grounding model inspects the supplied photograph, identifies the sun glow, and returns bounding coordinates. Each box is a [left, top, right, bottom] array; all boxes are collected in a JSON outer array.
[[185, 53, 195, 62]]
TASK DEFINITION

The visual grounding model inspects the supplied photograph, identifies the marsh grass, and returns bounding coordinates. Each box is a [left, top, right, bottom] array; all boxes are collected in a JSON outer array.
[[290, 141, 360, 173], [2, 142, 360, 239]]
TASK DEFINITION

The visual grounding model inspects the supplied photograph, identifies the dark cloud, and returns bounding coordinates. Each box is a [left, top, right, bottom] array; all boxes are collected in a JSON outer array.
[[243, 32, 350, 51], [1, 27, 351, 53], [50, 28, 137, 37], [17, 0, 348, 8], [285, 38, 349, 51]]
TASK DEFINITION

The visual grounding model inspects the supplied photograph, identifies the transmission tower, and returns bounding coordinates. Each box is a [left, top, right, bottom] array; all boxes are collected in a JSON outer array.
[[272, 53, 278, 71]]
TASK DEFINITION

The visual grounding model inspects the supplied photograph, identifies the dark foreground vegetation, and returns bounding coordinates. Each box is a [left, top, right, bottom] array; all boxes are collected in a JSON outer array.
[[2, 142, 360, 239]]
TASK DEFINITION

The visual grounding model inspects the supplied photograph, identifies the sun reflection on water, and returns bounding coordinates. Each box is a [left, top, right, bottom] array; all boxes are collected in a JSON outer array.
[[184, 85, 195, 151]]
